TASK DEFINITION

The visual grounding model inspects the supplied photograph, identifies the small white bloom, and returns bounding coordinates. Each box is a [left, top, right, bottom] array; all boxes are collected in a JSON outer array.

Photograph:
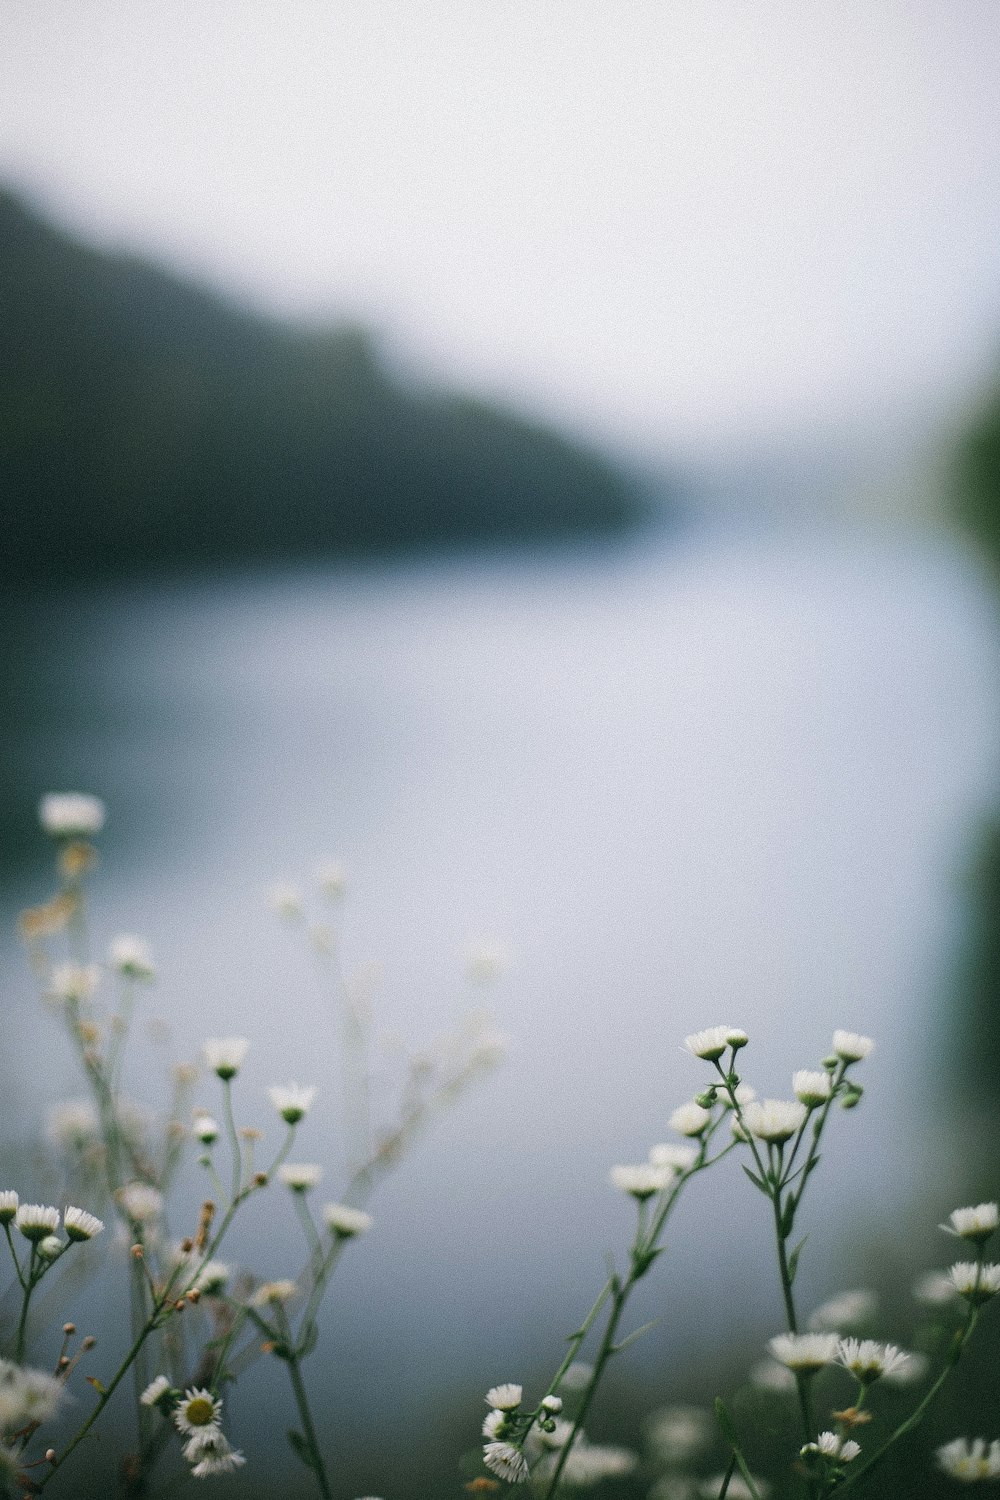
[[793, 1070, 833, 1107], [322, 1203, 372, 1238], [883, 1350, 929, 1386], [559, 1440, 636, 1484], [192, 1115, 220, 1145], [913, 1269, 958, 1306], [47, 963, 100, 1005], [64, 1205, 104, 1241], [722, 1082, 757, 1110], [268, 883, 302, 918], [174, 1388, 223, 1435], [645, 1406, 711, 1465], [483, 1409, 507, 1439], [278, 1162, 323, 1193], [485, 1384, 522, 1411], [108, 934, 155, 981], [37, 1235, 63, 1261], [0, 1192, 17, 1226], [46, 1100, 99, 1149], [769, 1332, 839, 1371], [184, 1427, 246, 1476], [540, 1395, 563, 1414], [203, 1037, 249, 1080], [140, 1375, 172, 1407], [937, 1437, 1000, 1482], [669, 1102, 711, 1137], [942, 1203, 999, 1244], [194, 1261, 230, 1295], [949, 1262, 1000, 1303], [533, 1418, 575, 1452], [801, 1432, 860, 1462], [610, 1164, 673, 1200], [561, 1363, 593, 1391], [684, 1027, 740, 1061], [14, 1204, 60, 1242], [39, 792, 105, 838], [118, 1183, 164, 1225], [251, 1279, 298, 1307], [836, 1338, 910, 1383], [268, 1083, 316, 1125], [0, 1360, 64, 1428], [483, 1441, 529, 1483], [744, 1099, 807, 1143], [831, 1030, 874, 1062], [808, 1290, 877, 1332], [750, 1359, 797, 1393], [648, 1143, 698, 1173]]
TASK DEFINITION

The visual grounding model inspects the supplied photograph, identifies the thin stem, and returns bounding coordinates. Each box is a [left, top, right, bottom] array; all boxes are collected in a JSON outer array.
[[286, 1353, 332, 1500], [221, 1079, 242, 1206]]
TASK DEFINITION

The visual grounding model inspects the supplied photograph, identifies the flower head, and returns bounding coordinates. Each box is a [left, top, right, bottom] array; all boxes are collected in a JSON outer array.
[[540, 1395, 562, 1414], [203, 1036, 249, 1080], [268, 1083, 316, 1125], [194, 1261, 230, 1295], [118, 1183, 164, 1226], [808, 1290, 877, 1332], [483, 1441, 529, 1484], [251, 1279, 298, 1307], [47, 1100, 99, 1149], [610, 1164, 673, 1200], [0, 1193, 18, 1227], [485, 1384, 522, 1410], [768, 1333, 839, 1372], [322, 1203, 372, 1238], [683, 1027, 746, 1061], [913, 1269, 958, 1306], [831, 1030, 874, 1062], [277, 1162, 323, 1193], [47, 963, 100, 1005], [645, 1405, 711, 1465], [108, 934, 155, 981], [836, 1338, 910, 1384], [669, 1102, 711, 1137], [937, 1437, 1000, 1482], [37, 1235, 63, 1261], [942, 1203, 999, 1245], [793, 1070, 833, 1108], [949, 1262, 1000, 1304], [183, 1427, 246, 1477], [14, 1204, 60, 1242], [140, 1376, 172, 1407], [39, 793, 105, 838], [648, 1142, 698, 1173], [483, 1409, 508, 1440], [0, 1360, 63, 1429], [801, 1432, 861, 1463], [174, 1388, 223, 1435], [192, 1115, 219, 1145], [64, 1205, 104, 1242], [744, 1099, 807, 1144]]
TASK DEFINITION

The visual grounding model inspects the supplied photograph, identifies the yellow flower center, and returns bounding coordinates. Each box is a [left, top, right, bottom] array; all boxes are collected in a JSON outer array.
[[186, 1398, 215, 1427]]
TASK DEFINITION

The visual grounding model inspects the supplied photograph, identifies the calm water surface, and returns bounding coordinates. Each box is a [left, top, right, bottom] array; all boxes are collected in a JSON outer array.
[[1, 529, 997, 1486]]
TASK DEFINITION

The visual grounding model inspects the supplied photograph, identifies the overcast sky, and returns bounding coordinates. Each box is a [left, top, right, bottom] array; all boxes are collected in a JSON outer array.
[[2, 1, 999, 461]]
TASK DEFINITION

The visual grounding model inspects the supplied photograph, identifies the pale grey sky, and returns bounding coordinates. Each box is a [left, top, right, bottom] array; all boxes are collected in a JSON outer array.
[[2, 1, 999, 461]]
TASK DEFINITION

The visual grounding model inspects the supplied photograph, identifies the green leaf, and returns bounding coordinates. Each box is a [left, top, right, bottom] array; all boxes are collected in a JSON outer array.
[[613, 1318, 660, 1353], [714, 1396, 739, 1447], [299, 1322, 319, 1358], [787, 1235, 808, 1285], [287, 1429, 317, 1471], [741, 1165, 769, 1195]]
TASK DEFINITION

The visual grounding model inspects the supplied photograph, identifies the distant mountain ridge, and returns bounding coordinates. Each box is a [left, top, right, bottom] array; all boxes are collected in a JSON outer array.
[[0, 189, 649, 576]]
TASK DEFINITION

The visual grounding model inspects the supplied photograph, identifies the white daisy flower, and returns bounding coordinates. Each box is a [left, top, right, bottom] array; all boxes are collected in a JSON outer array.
[[174, 1387, 223, 1435], [913, 1269, 958, 1306], [108, 934, 155, 981], [14, 1204, 60, 1242], [648, 1143, 699, 1172], [750, 1359, 796, 1393], [610, 1164, 674, 1200], [483, 1409, 507, 1439], [769, 1332, 839, 1371], [684, 1027, 744, 1061], [0, 1192, 18, 1226], [64, 1205, 104, 1241], [560, 1363, 593, 1391], [140, 1375, 172, 1407], [793, 1070, 833, 1107], [483, 1441, 529, 1483], [836, 1338, 910, 1383], [47, 963, 100, 1005], [831, 1030, 874, 1062], [118, 1183, 164, 1225], [277, 1162, 323, 1193], [251, 1279, 298, 1307], [949, 1262, 1000, 1303], [540, 1395, 563, 1414], [0, 1360, 64, 1428], [669, 1102, 711, 1137], [801, 1432, 861, 1462], [192, 1115, 220, 1145], [322, 1203, 372, 1238], [937, 1437, 1000, 1482], [268, 1083, 316, 1125], [268, 883, 302, 918], [47, 1100, 99, 1149], [183, 1427, 246, 1476], [485, 1384, 522, 1411], [883, 1350, 929, 1386], [808, 1290, 877, 1332], [559, 1440, 636, 1484], [744, 1099, 807, 1143], [645, 1405, 712, 1465], [194, 1261, 230, 1295], [203, 1037, 249, 1080], [721, 1082, 757, 1110], [39, 792, 105, 838], [941, 1203, 999, 1244]]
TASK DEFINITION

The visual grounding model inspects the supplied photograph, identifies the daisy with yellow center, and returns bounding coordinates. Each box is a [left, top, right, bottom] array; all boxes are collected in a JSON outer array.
[[174, 1387, 223, 1435]]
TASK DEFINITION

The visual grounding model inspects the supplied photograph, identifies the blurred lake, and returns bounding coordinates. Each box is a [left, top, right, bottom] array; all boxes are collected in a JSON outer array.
[[1, 525, 998, 1491]]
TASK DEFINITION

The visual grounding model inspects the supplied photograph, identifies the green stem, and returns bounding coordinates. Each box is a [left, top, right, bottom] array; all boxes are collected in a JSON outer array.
[[221, 1079, 242, 1205], [286, 1353, 332, 1500]]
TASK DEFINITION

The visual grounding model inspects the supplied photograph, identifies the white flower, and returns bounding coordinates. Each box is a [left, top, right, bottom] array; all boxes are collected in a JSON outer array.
[[645, 1406, 711, 1465], [317, 861, 347, 900], [322, 1203, 372, 1238], [268, 883, 302, 918], [485, 1384, 522, 1411], [278, 1162, 323, 1193], [183, 1427, 246, 1476], [119, 1182, 164, 1225], [203, 1037, 249, 1080], [768, 1332, 839, 1371], [14, 1204, 60, 1242], [194, 1261, 230, 1295], [610, 1164, 673, 1200], [942, 1203, 999, 1244], [949, 1262, 1000, 1303], [0, 1193, 17, 1226], [483, 1409, 508, 1439], [648, 1143, 698, 1172], [533, 1418, 575, 1452], [808, 1290, 877, 1332], [268, 1083, 316, 1125], [540, 1395, 563, 1414], [558, 1440, 637, 1485], [64, 1205, 104, 1241], [913, 1269, 958, 1306], [47, 1100, 99, 1149], [108, 934, 155, 981], [192, 1115, 219, 1145], [140, 1375, 171, 1407], [883, 1350, 929, 1386], [684, 1027, 744, 1061], [561, 1363, 593, 1391], [669, 1102, 711, 1137], [801, 1432, 860, 1462], [39, 792, 105, 838], [750, 1359, 796, 1393], [483, 1441, 529, 1483], [793, 1070, 833, 1107], [723, 1082, 757, 1110], [0, 1360, 63, 1429], [836, 1338, 910, 1383], [174, 1387, 223, 1435], [937, 1437, 1000, 1482], [47, 963, 100, 1004], [251, 1279, 298, 1307], [831, 1030, 874, 1062], [37, 1235, 63, 1261], [744, 1099, 807, 1143]]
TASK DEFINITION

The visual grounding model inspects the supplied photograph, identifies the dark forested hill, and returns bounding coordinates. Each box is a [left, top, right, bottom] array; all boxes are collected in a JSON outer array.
[[0, 190, 649, 576]]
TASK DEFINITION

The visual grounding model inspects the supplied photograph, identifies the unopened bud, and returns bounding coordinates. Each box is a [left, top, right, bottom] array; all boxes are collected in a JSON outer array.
[[186, 1288, 201, 1304], [82, 1336, 96, 1350], [45, 1449, 56, 1463], [254, 1172, 268, 1187], [131, 1244, 144, 1259], [63, 1323, 76, 1336], [181, 1238, 194, 1254], [173, 1299, 186, 1312]]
